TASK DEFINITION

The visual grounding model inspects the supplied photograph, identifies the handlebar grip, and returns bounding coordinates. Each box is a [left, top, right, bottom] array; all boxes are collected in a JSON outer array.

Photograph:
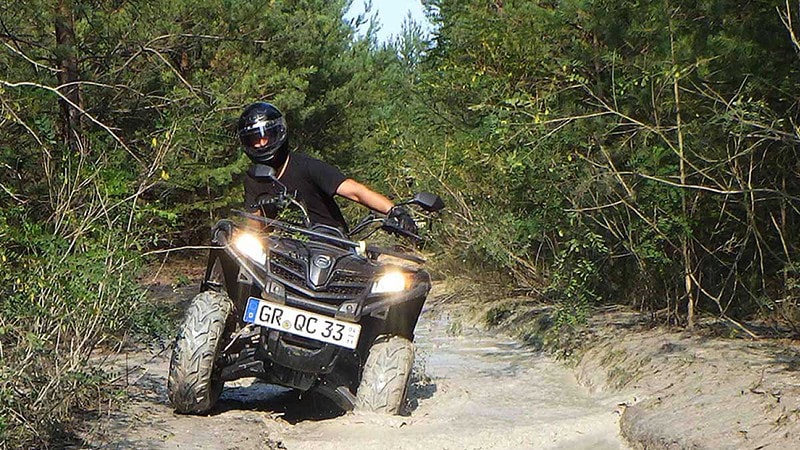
[[211, 219, 235, 245], [256, 195, 280, 207], [382, 221, 423, 243]]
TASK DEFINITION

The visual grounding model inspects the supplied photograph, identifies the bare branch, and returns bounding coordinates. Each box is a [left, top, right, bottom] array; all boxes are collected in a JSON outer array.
[[565, 200, 626, 212], [622, 171, 797, 198], [0, 79, 144, 165], [2, 42, 59, 73], [142, 46, 203, 100], [779, 0, 800, 53], [0, 183, 26, 203]]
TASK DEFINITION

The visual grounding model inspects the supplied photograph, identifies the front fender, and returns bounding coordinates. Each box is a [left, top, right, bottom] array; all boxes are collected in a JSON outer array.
[[360, 280, 431, 316]]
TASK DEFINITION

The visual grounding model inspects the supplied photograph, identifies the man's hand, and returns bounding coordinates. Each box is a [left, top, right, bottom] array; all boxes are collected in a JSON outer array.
[[387, 206, 418, 236], [211, 219, 235, 244]]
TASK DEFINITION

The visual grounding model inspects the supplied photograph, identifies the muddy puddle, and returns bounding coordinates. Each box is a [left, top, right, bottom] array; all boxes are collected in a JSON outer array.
[[81, 296, 629, 449]]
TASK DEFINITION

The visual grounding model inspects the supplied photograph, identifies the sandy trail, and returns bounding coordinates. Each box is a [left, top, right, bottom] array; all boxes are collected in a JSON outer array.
[[83, 295, 629, 450]]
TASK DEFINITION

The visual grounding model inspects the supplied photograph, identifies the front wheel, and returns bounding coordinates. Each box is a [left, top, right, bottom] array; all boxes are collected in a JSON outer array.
[[167, 291, 232, 414], [356, 335, 414, 414]]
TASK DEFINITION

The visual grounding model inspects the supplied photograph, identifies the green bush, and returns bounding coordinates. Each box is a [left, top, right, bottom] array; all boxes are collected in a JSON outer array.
[[0, 206, 145, 447], [363, 0, 800, 329]]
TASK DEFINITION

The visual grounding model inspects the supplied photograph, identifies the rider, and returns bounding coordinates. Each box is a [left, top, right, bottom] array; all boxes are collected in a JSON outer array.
[[237, 102, 416, 234]]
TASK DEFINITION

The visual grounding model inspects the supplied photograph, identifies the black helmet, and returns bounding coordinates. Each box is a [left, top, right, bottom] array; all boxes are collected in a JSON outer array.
[[237, 102, 287, 164]]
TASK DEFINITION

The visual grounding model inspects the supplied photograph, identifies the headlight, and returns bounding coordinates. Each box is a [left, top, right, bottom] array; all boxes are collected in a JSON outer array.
[[371, 271, 408, 294], [233, 232, 266, 265]]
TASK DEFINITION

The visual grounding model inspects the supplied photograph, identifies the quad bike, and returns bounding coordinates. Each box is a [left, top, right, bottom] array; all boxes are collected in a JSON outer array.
[[167, 165, 444, 415]]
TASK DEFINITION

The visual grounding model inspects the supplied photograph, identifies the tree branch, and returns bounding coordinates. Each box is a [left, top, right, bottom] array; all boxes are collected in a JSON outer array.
[[0, 79, 143, 165]]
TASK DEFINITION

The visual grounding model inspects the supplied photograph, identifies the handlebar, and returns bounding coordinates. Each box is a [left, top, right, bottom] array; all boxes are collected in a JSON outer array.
[[222, 213, 426, 264], [381, 219, 423, 243], [235, 210, 365, 250], [255, 192, 311, 228], [246, 167, 442, 249]]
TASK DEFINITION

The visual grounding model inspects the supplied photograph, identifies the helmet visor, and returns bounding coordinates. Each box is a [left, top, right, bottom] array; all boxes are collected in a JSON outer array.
[[239, 117, 286, 150]]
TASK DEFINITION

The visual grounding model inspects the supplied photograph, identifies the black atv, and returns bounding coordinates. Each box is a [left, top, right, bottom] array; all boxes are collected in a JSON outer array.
[[167, 166, 444, 415]]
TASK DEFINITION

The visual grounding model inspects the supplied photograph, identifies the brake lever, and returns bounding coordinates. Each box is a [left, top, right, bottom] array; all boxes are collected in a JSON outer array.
[[381, 220, 423, 244]]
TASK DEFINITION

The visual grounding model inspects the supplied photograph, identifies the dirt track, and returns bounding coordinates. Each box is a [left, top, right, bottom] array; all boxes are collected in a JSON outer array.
[[80, 287, 630, 449]]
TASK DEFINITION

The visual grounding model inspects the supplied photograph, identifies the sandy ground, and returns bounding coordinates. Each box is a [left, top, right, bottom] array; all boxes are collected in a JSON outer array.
[[77, 284, 630, 450], [574, 311, 800, 450], [442, 290, 800, 450]]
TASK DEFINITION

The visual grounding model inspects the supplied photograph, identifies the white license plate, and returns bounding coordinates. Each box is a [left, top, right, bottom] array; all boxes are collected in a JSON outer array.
[[243, 297, 361, 350]]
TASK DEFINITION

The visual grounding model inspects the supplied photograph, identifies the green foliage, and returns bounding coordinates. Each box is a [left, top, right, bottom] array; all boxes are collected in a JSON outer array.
[[485, 303, 514, 327], [126, 296, 177, 339], [0, 203, 145, 447], [549, 231, 609, 327], [380, 0, 800, 329]]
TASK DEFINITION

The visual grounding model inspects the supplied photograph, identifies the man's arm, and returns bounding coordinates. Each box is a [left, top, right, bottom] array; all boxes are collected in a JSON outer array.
[[336, 178, 393, 214]]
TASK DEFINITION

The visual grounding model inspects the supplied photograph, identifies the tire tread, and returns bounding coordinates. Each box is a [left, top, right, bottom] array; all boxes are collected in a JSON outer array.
[[167, 291, 231, 414], [356, 335, 414, 414]]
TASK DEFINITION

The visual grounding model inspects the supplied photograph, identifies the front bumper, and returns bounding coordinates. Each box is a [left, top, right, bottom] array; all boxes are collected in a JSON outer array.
[[215, 228, 430, 322]]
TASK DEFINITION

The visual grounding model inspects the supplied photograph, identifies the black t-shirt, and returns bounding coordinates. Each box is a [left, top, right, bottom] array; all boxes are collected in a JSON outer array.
[[244, 152, 349, 230]]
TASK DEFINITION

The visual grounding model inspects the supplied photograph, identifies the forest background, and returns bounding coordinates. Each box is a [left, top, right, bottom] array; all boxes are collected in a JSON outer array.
[[1, 0, 799, 447]]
